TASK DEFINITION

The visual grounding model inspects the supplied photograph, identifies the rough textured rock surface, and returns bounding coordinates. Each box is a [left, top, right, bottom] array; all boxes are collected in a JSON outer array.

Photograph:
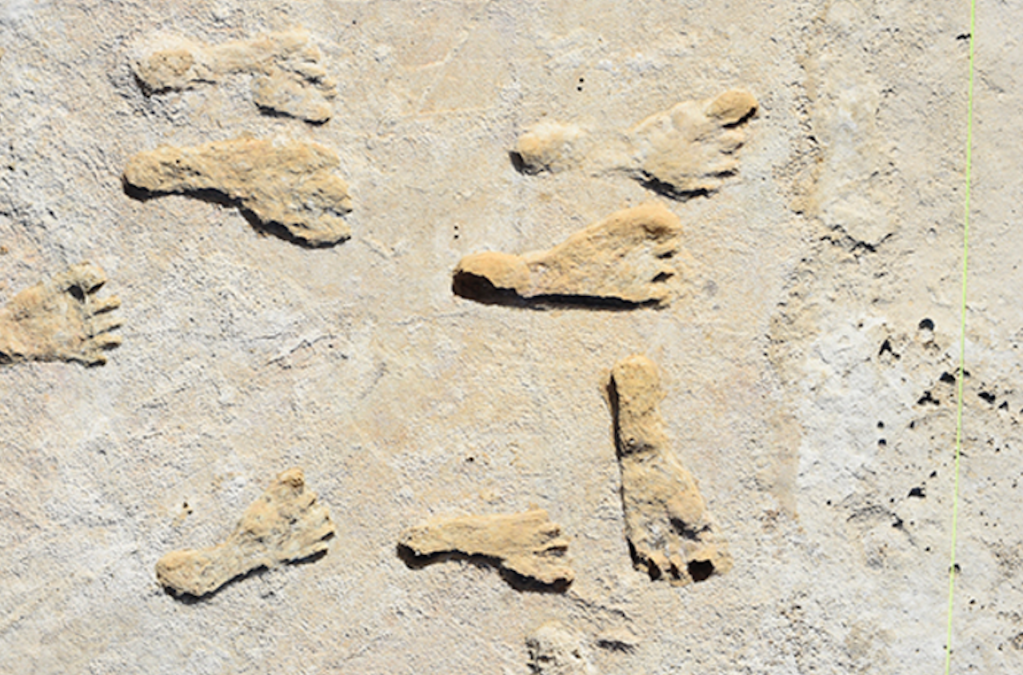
[[400, 508, 573, 589], [1, 1, 1019, 673], [156, 468, 334, 598], [123, 136, 353, 246], [610, 354, 732, 585]]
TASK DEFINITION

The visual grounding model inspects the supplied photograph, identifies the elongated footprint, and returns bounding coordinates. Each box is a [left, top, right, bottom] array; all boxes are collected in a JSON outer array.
[[453, 202, 686, 307], [513, 89, 757, 199], [156, 468, 334, 598]]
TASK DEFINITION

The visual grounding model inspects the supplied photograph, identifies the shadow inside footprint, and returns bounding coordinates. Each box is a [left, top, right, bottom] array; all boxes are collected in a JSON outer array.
[[164, 565, 271, 604], [637, 175, 713, 202], [452, 271, 661, 311], [509, 150, 528, 174], [163, 548, 330, 604], [396, 544, 570, 593], [122, 181, 336, 249]]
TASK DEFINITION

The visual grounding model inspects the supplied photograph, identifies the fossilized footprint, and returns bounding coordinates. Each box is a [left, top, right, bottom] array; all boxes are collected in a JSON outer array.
[[513, 89, 757, 198], [123, 135, 353, 246], [156, 468, 335, 598], [399, 508, 573, 590], [453, 202, 686, 307], [526, 622, 597, 675], [0, 262, 122, 366], [132, 29, 337, 123], [609, 355, 732, 585]]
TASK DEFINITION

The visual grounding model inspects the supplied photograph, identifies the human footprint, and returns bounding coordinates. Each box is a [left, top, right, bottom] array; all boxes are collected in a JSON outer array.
[[526, 622, 597, 675], [511, 120, 588, 175], [399, 508, 573, 590], [609, 355, 732, 585], [453, 202, 685, 307], [512, 90, 757, 198], [132, 29, 337, 123], [0, 263, 122, 366], [124, 135, 353, 246], [625, 89, 757, 197], [156, 468, 335, 598]]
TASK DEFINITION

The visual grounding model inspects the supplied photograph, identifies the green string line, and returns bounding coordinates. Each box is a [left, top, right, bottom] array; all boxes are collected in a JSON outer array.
[[944, 1, 976, 672]]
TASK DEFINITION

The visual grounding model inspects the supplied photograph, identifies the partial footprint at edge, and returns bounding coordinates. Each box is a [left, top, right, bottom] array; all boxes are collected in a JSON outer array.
[[0, 262, 123, 366], [156, 468, 335, 599], [452, 202, 688, 308], [512, 89, 758, 199], [131, 29, 337, 124], [398, 508, 574, 591], [526, 622, 598, 675], [123, 135, 353, 247]]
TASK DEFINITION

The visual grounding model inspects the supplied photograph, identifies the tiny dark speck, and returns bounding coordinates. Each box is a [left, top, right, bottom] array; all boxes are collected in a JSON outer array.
[[908, 487, 925, 498]]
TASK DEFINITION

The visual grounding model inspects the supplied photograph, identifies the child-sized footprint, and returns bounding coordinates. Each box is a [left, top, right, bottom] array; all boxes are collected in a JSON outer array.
[[399, 508, 573, 590], [609, 354, 732, 586], [156, 468, 335, 598], [0, 262, 122, 366], [512, 89, 757, 199], [132, 29, 337, 124]]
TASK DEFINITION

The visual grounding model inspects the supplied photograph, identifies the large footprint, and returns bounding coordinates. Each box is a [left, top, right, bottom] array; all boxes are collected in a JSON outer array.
[[609, 354, 732, 585], [124, 135, 353, 247], [0, 262, 122, 366], [132, 29, 337, 124], [156, 468, 335, 598], [453, 202, 686, 307], [512, 89, 757, 199]]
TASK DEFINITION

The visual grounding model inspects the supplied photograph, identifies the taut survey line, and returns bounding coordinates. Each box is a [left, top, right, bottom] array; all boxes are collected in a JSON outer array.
[[944, 1, 976, 673]]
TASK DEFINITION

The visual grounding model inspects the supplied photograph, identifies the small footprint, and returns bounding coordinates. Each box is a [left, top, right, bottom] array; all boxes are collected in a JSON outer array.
[[512, 89, 757, 199], [398, 508, 573, 591], [0, 262, 122, 366], [526, 622, 597, 675], [123, 135, 353, 247], [131, 29, 337, 124], [453, 202, 686, 307], [156, 468, 335, 599]]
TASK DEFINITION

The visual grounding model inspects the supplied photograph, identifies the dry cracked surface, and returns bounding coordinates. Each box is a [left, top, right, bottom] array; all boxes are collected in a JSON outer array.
[[132, 29, 337, 123], [609, 354, 732, 585], [452, 202, 686, 307], [123, 135, 353, 246], [399, 508, 573, 590], [513, 89, 757, 199], [0, 262, 123, 366], [156, 468, 335, 599]]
